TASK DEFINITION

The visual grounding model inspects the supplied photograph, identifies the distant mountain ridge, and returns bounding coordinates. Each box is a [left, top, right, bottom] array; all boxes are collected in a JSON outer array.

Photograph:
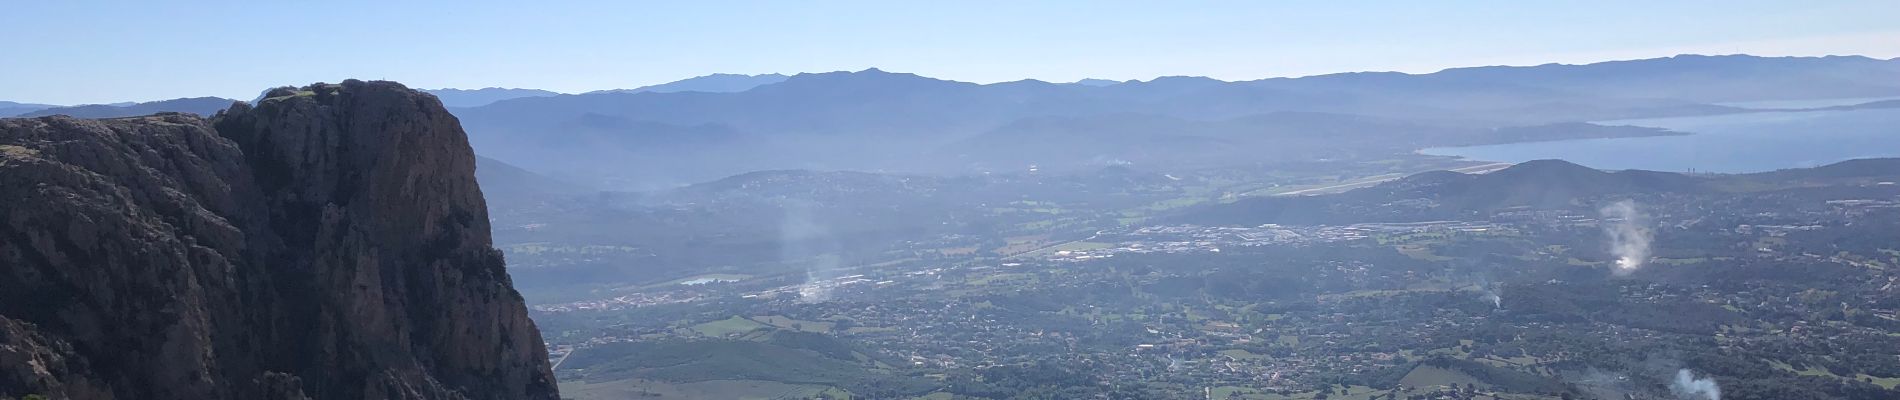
[[1070, 78, 1122, 87], [586, 73, 790, 95], [19, 97, 237, 118], [425, 87, 562, 107], [0, 101, 58, 117], [1408, 54, 1900, 103], [450, 54, 1900, 188], [425, 74, 791, 108], [28, 54, 1892, 189]]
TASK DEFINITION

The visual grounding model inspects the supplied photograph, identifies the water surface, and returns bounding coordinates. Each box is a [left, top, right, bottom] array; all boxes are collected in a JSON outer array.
[[1423, 107, 1900, 173]]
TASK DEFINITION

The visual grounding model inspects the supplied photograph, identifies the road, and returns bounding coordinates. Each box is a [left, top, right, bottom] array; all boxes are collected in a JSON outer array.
[[1002, 234, 1100, 260], [1266, 162, 1515, 197], [550, 347, 576, 370]]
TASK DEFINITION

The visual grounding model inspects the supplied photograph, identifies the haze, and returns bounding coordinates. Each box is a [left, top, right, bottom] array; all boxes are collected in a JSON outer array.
[[3, 0, 1898, 104], [7, 3, 1900, 400]]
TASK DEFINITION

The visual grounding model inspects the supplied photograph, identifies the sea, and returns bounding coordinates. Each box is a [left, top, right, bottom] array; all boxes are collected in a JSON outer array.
[[1422, 97, 1900, 173]]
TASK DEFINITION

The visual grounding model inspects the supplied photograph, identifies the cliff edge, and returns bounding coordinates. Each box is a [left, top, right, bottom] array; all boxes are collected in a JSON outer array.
[[0, 80, 557, 399]]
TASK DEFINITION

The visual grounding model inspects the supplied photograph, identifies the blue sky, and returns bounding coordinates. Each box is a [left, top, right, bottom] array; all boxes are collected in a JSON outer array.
[[5, 1, 1898, 104]]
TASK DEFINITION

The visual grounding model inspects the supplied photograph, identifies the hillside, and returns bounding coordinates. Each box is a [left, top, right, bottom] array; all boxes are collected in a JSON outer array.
[[1177, 157, 1900, 226], [476, 155, 591, 209]]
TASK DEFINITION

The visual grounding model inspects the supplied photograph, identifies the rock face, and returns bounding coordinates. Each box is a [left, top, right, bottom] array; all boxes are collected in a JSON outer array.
[[0, 81, 558, 400]]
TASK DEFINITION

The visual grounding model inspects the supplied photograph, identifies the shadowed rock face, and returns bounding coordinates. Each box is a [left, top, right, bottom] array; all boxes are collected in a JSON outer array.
[[0, 80, 558, 400]]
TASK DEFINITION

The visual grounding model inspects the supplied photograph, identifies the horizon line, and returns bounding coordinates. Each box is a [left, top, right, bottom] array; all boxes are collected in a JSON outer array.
[[16, 52, 1896, 106]]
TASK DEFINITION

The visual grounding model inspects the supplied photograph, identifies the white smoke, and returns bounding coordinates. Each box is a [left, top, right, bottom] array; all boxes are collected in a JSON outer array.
[[1599, 200, 1652, 275], [1475, 275, 1502, 309], [797, 254, 842, 303], [1670, 369, 1720, 400], [782, 203, 841, 303]]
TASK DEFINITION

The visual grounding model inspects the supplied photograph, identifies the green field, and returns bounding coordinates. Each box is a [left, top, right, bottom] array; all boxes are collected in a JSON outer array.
[[1396, 244, 1454, 261], [560, 339, 888, 387], [1399, 365, 1489, 390], [1206, 384, 1384, 400], [1052, 241, 1113, 251], [751, 315, 836, 333], [562, 378, 846, 400], [968, 272, 1035, 286], [500, 242, 639, 256], [992, 234, 1052, 255], [691, 316, 769, 337], [1218, 349, 1265, 360], [1016, 241, 1114, 258]]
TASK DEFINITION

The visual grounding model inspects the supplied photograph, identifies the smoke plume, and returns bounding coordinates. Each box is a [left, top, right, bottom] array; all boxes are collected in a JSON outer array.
[[1599, 200, 1652, 275], [781, 202, 841, 303], [1475, 275, 1502, 309], [1670, 369, 1720, 400]]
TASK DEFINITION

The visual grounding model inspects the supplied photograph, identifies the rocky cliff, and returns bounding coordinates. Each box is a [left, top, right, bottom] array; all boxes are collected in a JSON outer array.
[[0, 81, 558, 400]]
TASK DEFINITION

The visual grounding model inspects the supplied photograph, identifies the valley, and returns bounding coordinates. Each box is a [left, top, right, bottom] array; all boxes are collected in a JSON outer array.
[[8, 51, 1898, 400], [491, 156, 1900, 400], [10, 4, 1900, 400], [447, 57, 1900, 399]]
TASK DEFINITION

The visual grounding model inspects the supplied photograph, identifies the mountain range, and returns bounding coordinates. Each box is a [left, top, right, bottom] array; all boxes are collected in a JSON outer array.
[[8, 55, 1896, 189], [453, 54, 1898, 187], [0, 101, 57, 117], [15, 97, 239, 118], [582, 73, 791, 95], [424, 88, 562, 107]]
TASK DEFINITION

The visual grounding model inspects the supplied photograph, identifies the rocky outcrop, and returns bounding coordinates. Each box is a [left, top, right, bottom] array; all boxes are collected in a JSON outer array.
[[0, 81, 557, 400]]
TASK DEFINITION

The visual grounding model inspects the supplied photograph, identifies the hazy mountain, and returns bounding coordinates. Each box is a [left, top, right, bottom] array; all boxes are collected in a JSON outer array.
[[461, 68, 1067, 186], [936, 113, 1239, 171], [1174, 159, 1700, 225], [586, 73, 790, 94], [452, 55, 1895, 188], [425, 87, 562, 107], [1275, 54, 1900, 104], [1728, 157, 1900, 183], [1176, 157, 1900, 225], [0, 101, 58, 117], [468, 111, 769, 189], [476, 155, 591, 208], [19, 96, 237, 118], [1069, 78, 1121, 86]]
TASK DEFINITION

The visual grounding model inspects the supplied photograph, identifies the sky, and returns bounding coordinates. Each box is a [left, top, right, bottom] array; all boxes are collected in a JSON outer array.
[[4, 1, 1899, 105]]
